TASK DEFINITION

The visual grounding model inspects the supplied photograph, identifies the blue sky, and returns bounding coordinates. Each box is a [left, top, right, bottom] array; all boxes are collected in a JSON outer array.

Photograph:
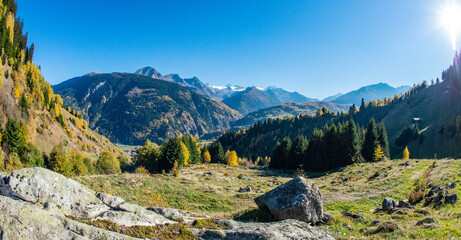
[[17, 0, 459, 99]]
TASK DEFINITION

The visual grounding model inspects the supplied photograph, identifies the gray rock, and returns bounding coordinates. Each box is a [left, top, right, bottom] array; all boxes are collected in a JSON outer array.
[[397, 200, 414, 209], [7, 168, 107, 218], [445, 194, 457, 204], [203, 171, 216, 176], [416, 217, 437, 228], [370, 220, 382, 226], [117, 202, 174, 225], [0, 195, 137, 240], [445, 182, 456, 189], [382, 197, 397, 211], [148, 207, 210, 224], [238, 185, 255, 193], [345, 212, 365, 220], [191, 219, 334, 240], [254, 177, 327, 224], [96, 210, 157, 227], [427, 185, 441, 198], [96, 192, 125, 208]]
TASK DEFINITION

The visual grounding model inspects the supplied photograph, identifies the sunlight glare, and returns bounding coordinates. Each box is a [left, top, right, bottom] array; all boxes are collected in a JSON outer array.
[[438, 0, 461, 50]]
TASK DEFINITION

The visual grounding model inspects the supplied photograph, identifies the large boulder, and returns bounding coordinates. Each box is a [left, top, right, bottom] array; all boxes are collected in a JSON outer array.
[[254, 176, 328, 224], [0, 195, 137, 240], [2, 168, 172, 225], [191, 219, 334, 240]]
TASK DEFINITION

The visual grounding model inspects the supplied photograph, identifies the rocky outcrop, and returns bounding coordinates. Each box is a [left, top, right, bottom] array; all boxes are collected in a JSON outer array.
[[0, 168, 334, 239], [191, 219, 334, 240], [0, 195, 137, 240], [254, 176, 329, 224]]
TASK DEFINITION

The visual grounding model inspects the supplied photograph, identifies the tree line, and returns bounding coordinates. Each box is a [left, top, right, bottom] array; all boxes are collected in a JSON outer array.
[[269, 118, 389, 172]]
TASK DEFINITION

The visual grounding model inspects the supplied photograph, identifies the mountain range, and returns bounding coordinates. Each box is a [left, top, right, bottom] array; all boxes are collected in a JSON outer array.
[[135, 67, 316, 114], [54, 72, 241, 145], [325, 83, 410, 105]]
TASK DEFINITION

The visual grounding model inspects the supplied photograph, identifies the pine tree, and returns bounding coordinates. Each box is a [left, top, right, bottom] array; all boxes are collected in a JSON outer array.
[[288, 135, 308, 169], [209, 141, 225, 164], [360, 98, 366, 111], [362, 118, 379, 162], [4, 118, 27, 155], [403, 146, 410, 160], [343, 118, 362, 163], [182, 136, 201, 164], [158, 137, 183, 172], [270, 137, 292, 169], [377, 123, 390, 159]]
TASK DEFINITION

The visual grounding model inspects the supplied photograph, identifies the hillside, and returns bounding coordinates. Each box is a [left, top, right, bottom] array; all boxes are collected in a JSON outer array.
[[232, 101, 350, 128], [53, 73, 241, 145], [0, 2, 114, 156], [219, 55, 461, 160], [76, 159, 461, 239], [331, 83, 410, 105]]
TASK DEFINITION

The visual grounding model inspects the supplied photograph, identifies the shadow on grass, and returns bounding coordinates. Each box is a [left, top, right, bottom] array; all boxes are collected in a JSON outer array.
[[232, 207, 277, 223]]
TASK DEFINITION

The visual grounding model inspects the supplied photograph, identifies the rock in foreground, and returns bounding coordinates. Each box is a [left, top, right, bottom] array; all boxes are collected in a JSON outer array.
[[254, 176, 329, 224], [191, 219, 334, 240]]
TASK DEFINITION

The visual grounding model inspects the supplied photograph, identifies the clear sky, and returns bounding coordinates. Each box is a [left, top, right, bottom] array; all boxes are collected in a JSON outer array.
[[17, 0, 460, 99]]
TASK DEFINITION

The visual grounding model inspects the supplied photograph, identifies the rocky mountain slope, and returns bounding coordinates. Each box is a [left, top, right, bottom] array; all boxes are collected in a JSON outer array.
[[330, 83, 410, 105], [53, 73, 241, 145], [233, 101, 350, 128]]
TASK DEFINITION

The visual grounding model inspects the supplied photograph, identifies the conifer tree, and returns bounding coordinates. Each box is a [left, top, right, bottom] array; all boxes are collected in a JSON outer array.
[[225, 150, 238, 166], [209, 141, 225, 164], [4, 118, 27, 155], [362, 118, 379, 162], [202, 150, 211, 163], [373, 145, 384, 162], [180, 141, 190, 166], [288, 135, 308, 169], [343, 118, 362, 163], [270, 137, 292, 169], [377, 123, 390, 159], [158, 137, 183, 172]]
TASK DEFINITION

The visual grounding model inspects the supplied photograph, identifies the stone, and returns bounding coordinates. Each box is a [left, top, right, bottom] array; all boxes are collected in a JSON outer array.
[[7, 168, 108, 218], [148, 207, 210, 224], [345, 212, 365, 220], [382, 197, 397, 211], [416, 217, 437, 228], [203, 171, 216, 176], [117, 202, 174, 225], [190, 219, 334, 240], [254, 177, 328, 224], [370, 220, 382, 226], [373, 221, 400, 234], [96, 210, 157, 227], [0, 195, 137, 240], [445, 182, 456, 189], [96, 192, 125, 208], [238, 185, 255, 193], [427, 185, 441, 198], [445, 194, 457, 204], [397, 200, 414, 209]]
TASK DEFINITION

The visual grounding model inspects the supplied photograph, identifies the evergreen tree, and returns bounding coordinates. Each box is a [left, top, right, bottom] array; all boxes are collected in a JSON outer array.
[[377, 123, 390, 159], [360, 98, 366, 111], [288, 135, 308, 169], [270, 137, 292, 169], [209, 141, 225, 164], [304, 128, 324, 171], [158, 137, 183, 172], [361, 118, 379, 162], [182, 136, 201, 164], [343, 118, 362, 163], [4, 118, 27, 155]]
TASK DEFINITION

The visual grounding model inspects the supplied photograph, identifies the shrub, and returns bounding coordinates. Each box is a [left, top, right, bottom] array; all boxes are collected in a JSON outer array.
[[84, 158, 95, 175], [0, 149, 5, 171], [96, 151, 121, 174], [48, 143, 73, 176], [6, 152, 23, 172], [135, 166, 149, 174], [408, 189, 425, 204], [70, 151, 88, 176]]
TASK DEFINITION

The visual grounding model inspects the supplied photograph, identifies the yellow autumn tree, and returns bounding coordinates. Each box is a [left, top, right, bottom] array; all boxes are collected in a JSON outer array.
[[202, 150, 211, 163], [225, 150, 239, 166], [373, 145, 384, 162], [180, 141, 190, 166], [403, 146, 410, 160]]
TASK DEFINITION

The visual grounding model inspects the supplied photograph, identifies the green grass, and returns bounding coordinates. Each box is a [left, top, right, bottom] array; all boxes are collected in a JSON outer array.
[[75, 159, 461, 239]]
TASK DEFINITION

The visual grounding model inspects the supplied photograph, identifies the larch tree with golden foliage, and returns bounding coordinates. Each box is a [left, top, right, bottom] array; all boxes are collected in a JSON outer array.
[[225, 150, 239, 166], [403, 146, 410, 160], [180, 141, 190, 166], [202, 150, 211, 163]]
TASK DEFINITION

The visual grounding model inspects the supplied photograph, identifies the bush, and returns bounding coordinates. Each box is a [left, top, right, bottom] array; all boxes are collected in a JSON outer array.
[[6, 152, 23, 172], [408, 189, 425, 204], [96, 151, 121, 174], [84, 158, 95, 175], [48, 143, 73, 177], [70, 151, 88, 176], [0, 149, 5, 171], [135, 166, 149, 174]]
